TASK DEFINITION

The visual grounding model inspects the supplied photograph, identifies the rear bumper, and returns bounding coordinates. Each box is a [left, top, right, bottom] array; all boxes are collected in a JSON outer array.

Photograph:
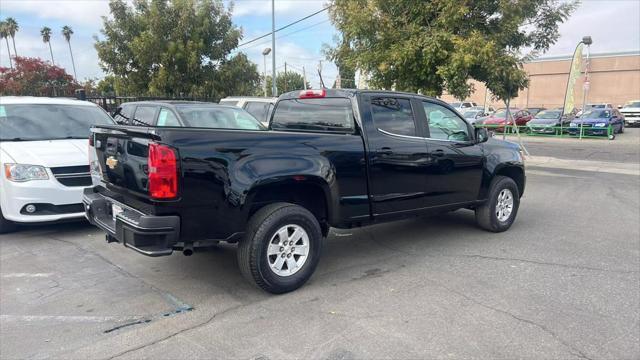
[[83, 188, 180, 257]]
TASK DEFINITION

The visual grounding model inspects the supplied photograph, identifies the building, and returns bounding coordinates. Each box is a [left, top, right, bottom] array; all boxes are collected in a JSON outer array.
[[440, 51, 640, 110]]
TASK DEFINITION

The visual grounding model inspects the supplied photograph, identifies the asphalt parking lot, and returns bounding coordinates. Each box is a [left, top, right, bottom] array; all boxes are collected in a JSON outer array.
[[1, 130, 639, 359]]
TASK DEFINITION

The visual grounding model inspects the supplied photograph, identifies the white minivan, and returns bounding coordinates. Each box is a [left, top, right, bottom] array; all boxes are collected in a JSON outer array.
[[0, 97, 114, 233]]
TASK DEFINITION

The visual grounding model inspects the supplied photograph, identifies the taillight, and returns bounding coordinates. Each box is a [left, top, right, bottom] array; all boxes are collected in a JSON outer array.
[[88, 134, 94, 147], [299, 89, 326, 99], [148, 143, 178, 199]]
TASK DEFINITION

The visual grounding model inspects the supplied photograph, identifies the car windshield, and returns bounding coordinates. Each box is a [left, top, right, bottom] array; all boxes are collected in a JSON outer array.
[[175, 105, 265, 130], [535, 110, 561, 119], [449, 102, 461, 108], [463, 110, 481, 117], [0, 104, 113, 141], [623, 101, 640, 108], [218, 100, 239, 107], [580, 110, 611, 119]]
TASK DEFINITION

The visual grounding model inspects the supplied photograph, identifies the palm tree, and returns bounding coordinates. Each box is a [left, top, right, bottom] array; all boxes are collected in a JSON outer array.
[[41, 26, 54, 64], [5, 17, 18, 56], [0, 21, 12, 69], [61, 25, 77, 79]]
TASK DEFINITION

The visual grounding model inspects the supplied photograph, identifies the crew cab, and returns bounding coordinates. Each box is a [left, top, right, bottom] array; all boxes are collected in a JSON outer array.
[[84, 89, 526, 293]]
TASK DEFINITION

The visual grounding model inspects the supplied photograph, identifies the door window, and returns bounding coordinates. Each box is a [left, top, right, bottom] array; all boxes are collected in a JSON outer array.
[[132, 106, 157, 126], [371, 97, 416, 137], [423, 102, 470, 141], [244, 102, 270, 123], [157, 108, 181, 127]]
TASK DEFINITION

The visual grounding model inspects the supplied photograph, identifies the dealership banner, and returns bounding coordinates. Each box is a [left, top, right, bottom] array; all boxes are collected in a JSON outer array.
[[563, 43, 584, 115]]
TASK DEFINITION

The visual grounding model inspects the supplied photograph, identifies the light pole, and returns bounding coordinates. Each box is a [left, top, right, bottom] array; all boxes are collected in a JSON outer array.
[[580, 36, 593, 116], [262, 47, 271, 97], [271, 0, 277, 97]]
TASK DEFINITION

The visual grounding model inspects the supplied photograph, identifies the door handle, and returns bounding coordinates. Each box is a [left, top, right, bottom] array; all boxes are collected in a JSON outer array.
[[379, 147, 393, 155], [432, 149, 445, 157]]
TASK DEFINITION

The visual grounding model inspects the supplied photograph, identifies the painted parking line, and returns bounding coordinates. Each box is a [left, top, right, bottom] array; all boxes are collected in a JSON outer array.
[[2, 273, 54, 278]]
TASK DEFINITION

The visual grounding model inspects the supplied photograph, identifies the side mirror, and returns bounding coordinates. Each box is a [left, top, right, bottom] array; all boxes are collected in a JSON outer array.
[[476, 127, 490, 143]]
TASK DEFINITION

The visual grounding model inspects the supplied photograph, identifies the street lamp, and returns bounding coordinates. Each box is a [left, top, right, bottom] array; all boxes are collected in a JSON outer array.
[[262, 47, 271, 97]]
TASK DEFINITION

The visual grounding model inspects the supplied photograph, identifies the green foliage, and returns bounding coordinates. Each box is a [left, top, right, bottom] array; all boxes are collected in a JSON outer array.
[[322, 35, 356, 88], [211, 53, 261, 98], [328, 0, 578, 100], [94, 0, 250, 97], [264, 71, 311, 96]]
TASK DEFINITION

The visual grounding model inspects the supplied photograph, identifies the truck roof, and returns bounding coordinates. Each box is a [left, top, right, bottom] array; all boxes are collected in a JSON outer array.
[[277, 88, 450, 101]]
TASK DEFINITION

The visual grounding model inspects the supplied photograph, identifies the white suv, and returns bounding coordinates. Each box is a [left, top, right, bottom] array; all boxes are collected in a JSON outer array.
[[620, 100, 640, 126], [219, 97, 277, 126], [0, 97, 114, 233]]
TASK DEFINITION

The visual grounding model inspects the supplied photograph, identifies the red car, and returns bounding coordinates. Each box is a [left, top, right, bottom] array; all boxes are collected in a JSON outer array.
[[482, 108, 533, 132]]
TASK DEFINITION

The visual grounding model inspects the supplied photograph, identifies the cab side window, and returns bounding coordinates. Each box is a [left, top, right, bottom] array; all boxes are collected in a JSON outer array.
[[113, 104, 134, 125], [372, 97, 416, 137], [157, 108, 182, 127], [423, 102, 470, 142], [132, 106, 157, 126]]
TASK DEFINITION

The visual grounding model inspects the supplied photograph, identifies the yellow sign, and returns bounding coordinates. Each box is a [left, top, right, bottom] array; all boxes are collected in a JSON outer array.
[[563, 43, 584, 115]]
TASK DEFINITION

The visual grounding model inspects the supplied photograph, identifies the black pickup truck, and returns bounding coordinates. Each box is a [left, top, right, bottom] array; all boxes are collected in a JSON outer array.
[[84, 89, 525, 293]]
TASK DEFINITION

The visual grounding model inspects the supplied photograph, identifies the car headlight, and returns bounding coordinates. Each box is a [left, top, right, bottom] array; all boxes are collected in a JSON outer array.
[[595, 123, 606, 127], [4, 163, 49, 182], [570, 123, 577, 127]]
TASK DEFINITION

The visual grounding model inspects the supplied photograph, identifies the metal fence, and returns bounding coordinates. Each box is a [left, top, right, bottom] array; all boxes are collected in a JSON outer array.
[[476, 123, 617, 140], [85, 95, 218, 114]]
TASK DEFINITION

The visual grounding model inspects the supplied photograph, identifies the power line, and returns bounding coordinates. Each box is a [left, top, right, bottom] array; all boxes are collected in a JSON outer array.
[[237, 5, 332, 48], [238, 18, 331, 52]]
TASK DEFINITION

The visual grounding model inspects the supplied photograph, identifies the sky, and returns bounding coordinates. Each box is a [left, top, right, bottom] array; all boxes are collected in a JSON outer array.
[[0, 0, 639, 89]]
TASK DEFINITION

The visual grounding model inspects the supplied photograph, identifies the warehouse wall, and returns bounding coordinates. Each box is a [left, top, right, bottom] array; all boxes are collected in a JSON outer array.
[[441, 52, 640, 110]]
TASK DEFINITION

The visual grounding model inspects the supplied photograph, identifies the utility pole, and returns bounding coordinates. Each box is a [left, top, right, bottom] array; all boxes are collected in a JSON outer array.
[[262, 47, 271, 97], [271, 0, 277, 97], [284, 62, 288, 92], [302, 65, 307, 90], [336, 65, 341, 89], [317, 60, 325, 88]]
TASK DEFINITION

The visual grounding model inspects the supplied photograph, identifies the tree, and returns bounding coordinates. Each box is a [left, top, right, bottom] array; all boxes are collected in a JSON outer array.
[[62, 25, 77, 80], [322, 35, 356, 89], [327, 0, 577, 100], [265, 71, 311, 96], [5, 17, 18, 56], [0, 21, 12, 69], [40, 26, 55, 64], [0, 56, 79, 96], [211, 53, 261, 98], [95, 0, 242, 97]]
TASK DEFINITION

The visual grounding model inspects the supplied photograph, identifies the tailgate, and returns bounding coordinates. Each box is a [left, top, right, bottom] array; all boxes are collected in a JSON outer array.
[[91, 125, 164, 199]]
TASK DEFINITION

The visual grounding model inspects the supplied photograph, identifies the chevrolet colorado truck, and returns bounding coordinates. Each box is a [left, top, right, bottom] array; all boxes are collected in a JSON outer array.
[[84, 89, 525, 294]]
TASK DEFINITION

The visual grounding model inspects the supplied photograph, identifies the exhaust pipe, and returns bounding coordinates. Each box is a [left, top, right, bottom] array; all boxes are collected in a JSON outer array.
[[183, 244, 194, 256]]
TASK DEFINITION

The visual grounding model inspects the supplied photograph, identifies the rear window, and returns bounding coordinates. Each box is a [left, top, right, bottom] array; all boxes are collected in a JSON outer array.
[[0, 104, 114, 141], [271, 98, 354, 133], [219, 100, 239, 107]]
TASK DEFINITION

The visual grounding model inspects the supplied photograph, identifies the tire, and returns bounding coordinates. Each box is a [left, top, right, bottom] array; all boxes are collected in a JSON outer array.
[[0, 208, 16, 234], [237, 203, 323, 294], [475, 176, 520, 233]]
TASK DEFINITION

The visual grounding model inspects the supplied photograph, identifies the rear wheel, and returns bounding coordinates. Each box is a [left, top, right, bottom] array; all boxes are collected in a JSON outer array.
[[0, 208, 16, 234], [237, 203, 323, 294], [475, 176, 520, 232]]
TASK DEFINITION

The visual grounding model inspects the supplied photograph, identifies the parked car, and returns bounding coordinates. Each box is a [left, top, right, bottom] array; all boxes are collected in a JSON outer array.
[[524, 107, 546, 116], [84, 89, 525, 294], [576, 103, 614, 117], [482, 108, 533, 132], [620, 100, 640, 127], [461, 109, 486, 125], [0, 96, 115, 233], [111, 101, 264, 130], [448, 101, 478, 110], [568, 108, 625, 139], [526, 108, 573, 134], [218, 96, 277, 126]]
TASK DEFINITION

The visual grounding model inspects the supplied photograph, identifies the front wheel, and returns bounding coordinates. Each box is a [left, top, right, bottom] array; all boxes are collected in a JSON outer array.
[[237, 203, 323, 294], [475, 176, 520, 232], [0, 208, 16, 234]]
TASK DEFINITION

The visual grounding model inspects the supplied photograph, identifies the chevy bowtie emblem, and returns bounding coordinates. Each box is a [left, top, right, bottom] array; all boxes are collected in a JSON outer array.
[[106, 156, 118, 170]]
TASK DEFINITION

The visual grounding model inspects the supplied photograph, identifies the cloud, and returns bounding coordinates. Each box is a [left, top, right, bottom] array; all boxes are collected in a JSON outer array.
[[230, 0, 327, 18], [1, 0, 111, 27], [238, 39, 337, 90], [544, 0, 640, 56]]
